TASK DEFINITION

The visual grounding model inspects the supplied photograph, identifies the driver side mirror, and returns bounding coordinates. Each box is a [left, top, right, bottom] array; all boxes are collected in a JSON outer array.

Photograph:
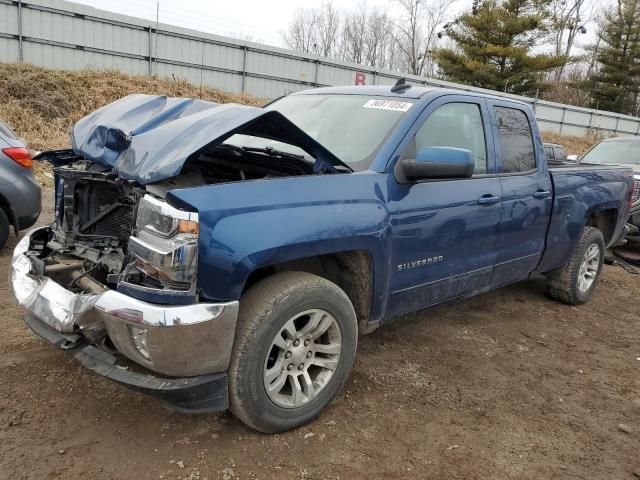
[[396, 147, 475, 183]]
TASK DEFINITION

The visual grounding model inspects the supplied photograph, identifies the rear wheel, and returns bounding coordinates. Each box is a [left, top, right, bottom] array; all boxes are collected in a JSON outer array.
[[228, 271, 358, 433], [547, 226, 605, 305], [0, 208, 10, 250]]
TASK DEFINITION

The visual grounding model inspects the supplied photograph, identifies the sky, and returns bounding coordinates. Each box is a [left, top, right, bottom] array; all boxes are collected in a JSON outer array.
[[73, 0, 602, 52], [72, 0, 473, 47]]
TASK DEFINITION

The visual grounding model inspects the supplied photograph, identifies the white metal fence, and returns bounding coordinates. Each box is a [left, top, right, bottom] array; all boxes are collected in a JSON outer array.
[[1, 0, 639, 137]]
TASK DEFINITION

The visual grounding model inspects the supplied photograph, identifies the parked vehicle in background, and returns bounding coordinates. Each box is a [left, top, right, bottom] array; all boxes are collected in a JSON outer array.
[[577, 136, 640, 240], [544, 142, 569, 164], [0, 119, 41, 249], [11, 85, 634, 433]]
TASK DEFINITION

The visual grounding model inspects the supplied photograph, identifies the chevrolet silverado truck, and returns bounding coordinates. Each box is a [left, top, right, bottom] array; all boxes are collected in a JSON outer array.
[[11, 83, 634, 433]]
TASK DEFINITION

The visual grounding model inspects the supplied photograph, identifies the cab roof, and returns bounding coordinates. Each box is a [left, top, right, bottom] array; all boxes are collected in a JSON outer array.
[[291, 84, 531, 108], [292, 85, 436, 99]]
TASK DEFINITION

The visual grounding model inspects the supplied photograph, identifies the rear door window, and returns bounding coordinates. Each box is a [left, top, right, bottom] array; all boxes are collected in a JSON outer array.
[[495, 107, 536, 173]]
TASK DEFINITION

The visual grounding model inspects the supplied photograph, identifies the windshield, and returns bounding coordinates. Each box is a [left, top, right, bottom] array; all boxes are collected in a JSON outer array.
[[224, 94, 415, 171], [580, 137, 640, 165]]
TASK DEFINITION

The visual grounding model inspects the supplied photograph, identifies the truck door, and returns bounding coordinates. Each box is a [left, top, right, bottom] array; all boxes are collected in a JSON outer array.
[[489, 101, 553, 286], [386, 97, 503, 317]]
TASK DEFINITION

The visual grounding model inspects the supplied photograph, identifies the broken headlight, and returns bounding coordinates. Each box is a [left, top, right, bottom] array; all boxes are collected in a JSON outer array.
[[127, 195, 199, 292], [135, 195, 198, 238]]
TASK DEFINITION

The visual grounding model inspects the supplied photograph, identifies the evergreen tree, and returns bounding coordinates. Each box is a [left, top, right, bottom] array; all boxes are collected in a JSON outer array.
[[435, 0, 567, 96], [586, 0, 640, 115]]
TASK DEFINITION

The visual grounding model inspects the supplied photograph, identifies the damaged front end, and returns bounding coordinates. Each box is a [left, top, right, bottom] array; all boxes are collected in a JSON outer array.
[[12, 158, 230, 397], [29, 153, 200, 308], [12, 221, 233, 411], [11, 227, 102, 336], [11, 151, 233, 372], [21, 94, 348, 316], [11, 93, 349, 410], [49, 160, 139, 294], [11, 217, 237, 410], [11, 217, 238, 371]]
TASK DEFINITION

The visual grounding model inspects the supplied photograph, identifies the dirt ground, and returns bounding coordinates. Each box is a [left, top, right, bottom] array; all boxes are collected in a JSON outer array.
[[1, 189, 639, 480]]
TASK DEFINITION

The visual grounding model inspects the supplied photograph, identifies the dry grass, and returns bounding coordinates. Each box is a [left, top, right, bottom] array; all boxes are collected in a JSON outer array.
[[541, 131, 600, 155], [0, 63, 263, 186], [0, 63, 263, 150], [0, 63, 602, 187]]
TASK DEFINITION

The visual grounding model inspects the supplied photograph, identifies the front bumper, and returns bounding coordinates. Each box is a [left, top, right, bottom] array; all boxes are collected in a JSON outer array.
[[10, 227, 239, 379], [25, 314, 228, 413]]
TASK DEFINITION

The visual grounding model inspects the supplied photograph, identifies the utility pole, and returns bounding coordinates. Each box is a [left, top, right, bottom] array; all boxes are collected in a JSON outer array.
[[17, 0, 23, 62], [154, 2, 160, 74]]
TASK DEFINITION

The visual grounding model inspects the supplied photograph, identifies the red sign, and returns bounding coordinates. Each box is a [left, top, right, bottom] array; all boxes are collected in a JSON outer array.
[[355, 72, 366, 85]]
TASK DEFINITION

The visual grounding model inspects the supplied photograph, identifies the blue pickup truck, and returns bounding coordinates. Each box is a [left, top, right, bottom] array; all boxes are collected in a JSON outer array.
[[11, 83, 633, 432]]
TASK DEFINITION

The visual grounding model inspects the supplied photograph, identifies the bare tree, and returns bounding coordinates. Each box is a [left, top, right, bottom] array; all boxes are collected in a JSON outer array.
[[364, 8, 396, 67], [282, 2, 341, 57], [585, 28, 602, 79], [340, 3, 368, 64], [281, 0, 453, 76], [282, 9, 318, 54], [549, 0, 597, 83], [315, 1, 341, 57], [393, 0, 455, 76], [338, 3, 396, 68]]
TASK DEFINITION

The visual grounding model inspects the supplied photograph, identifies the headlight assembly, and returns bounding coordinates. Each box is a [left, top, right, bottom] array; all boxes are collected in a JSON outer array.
[[127, 195, 199, 293]]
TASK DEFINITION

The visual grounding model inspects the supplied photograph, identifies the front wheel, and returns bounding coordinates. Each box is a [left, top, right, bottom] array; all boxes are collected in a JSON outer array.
[[547, 226, 605, 305], [228, 271, 358, 433]]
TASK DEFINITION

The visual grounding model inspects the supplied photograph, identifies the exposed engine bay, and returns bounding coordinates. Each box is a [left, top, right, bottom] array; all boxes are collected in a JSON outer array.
[[36, 143, 324, 298], [29, 92, 351, 302]]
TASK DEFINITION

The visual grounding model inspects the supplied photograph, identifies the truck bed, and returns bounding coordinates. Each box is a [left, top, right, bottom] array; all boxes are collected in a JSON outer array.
[[537, 164, 633, 273]]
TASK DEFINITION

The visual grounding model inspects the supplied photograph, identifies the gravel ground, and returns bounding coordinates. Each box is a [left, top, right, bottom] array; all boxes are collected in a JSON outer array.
[[1, 189, 639, 480]]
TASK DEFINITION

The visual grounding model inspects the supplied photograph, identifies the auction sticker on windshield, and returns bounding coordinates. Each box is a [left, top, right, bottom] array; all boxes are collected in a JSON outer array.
[[363, 99, 413, 112]]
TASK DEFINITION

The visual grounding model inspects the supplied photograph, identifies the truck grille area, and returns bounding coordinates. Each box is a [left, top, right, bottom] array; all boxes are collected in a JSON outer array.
[[72, 181, 134, 243], [54, 163, 140, 251]]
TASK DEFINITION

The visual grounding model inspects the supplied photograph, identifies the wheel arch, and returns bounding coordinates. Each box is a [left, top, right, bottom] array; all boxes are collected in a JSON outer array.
[[0, 191, 18, 235], [585, 207, 618, 245], [242, 250, 375, 333]]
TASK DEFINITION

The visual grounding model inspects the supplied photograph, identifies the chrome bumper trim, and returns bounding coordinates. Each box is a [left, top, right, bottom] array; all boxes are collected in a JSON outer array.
[[11, 227, 239, 377], [128, 234, 198, 284], [95, 295, 238, 376]]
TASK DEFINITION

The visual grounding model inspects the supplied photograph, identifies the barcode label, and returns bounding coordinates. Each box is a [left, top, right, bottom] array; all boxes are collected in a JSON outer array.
[[363, 99, 413, 112]]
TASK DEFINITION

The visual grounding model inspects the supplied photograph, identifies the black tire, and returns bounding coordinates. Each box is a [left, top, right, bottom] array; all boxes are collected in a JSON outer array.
[[0, 208, 10, 250], [228, 271, 358, 433], [547, 226, 605, 305]]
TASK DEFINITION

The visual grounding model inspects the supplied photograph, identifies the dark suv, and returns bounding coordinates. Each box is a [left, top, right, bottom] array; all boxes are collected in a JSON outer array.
[[0, 119, 42, 248], [544, 142, 569, 164]]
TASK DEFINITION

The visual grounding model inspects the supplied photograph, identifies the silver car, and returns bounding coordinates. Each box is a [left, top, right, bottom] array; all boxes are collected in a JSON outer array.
[[577, 136, 640, 240], [0, 119, 42, 248]]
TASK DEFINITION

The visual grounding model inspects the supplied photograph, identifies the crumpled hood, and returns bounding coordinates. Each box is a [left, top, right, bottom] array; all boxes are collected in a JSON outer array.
[[72, 94, 347, 184]]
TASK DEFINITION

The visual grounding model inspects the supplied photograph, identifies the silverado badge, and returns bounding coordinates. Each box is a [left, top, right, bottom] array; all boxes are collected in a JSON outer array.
[[397, 256, 444, 271]]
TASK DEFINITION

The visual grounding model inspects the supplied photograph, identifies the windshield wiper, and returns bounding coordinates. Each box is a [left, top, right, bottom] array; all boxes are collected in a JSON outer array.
[[218, 143, 350, 173], [241, 146, 308, 162]]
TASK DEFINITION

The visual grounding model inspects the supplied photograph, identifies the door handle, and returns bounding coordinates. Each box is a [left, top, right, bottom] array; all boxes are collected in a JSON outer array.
[[533, 190, 551, 199], [477, 195, 501, 205]]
